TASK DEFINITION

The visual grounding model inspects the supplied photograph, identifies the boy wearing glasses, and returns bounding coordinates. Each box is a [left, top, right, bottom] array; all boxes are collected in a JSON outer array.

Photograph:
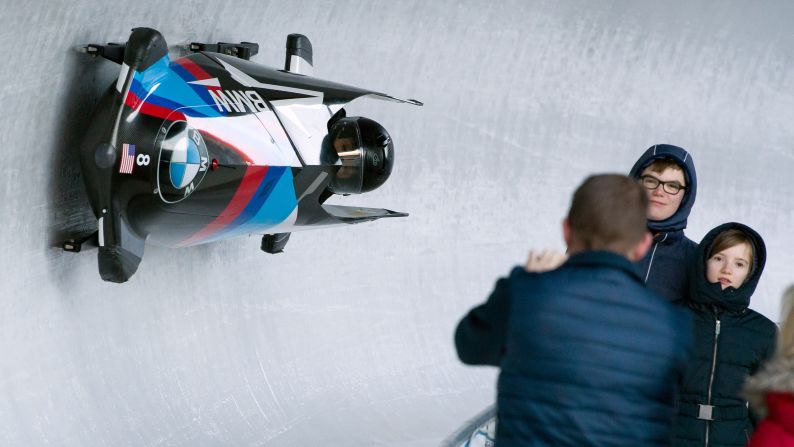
[[629, 144, 698, 303]]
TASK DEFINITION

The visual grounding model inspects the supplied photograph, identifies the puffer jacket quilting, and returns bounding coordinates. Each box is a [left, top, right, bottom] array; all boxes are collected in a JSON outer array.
[[673, 223, 778, 447], [629, 144, 698, 303]]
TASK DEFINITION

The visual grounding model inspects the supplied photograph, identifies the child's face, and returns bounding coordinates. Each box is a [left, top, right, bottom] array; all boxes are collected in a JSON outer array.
[[706, 242, 752, 290], [640, 166, 686, 221]]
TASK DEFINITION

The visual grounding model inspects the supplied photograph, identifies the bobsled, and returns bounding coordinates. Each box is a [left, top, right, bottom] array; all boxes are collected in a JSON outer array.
[[73, 27, 420, 283]]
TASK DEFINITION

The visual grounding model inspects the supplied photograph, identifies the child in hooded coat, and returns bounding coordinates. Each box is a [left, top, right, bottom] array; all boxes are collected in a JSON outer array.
[[744, 286, 794, 447], [672, 222, 777, 447], [629, 144, 698, 303]]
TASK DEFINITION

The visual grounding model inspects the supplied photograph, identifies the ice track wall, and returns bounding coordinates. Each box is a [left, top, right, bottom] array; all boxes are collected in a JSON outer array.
[[2, 1, 793, 446]]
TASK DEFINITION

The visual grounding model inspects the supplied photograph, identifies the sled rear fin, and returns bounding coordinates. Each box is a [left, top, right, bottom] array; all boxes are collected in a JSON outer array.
[[322, 205, 407, 224]]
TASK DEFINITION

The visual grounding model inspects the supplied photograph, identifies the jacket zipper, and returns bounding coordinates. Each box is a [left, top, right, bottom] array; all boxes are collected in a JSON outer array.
[[644, 233, 668, 283], [705, 311, 721, 447]]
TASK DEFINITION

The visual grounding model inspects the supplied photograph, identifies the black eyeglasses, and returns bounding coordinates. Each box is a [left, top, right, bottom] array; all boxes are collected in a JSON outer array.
[[640, 175, 686, 195]]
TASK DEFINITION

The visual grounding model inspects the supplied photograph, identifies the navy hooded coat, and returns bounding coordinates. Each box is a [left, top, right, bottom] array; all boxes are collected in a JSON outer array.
[[629, 144, 698, 303], [673, 223, 777, 447], [455, 251, 692, 447]]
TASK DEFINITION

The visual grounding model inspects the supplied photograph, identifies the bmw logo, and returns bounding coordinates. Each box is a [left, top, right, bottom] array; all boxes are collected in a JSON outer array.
[[156, 121, 209, 203]]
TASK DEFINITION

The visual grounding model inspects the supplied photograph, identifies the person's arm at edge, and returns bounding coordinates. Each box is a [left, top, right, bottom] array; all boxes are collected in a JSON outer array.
[[748, 321, 779, 427], [759, 323, 778, 370], [454, 276, 511, 366]]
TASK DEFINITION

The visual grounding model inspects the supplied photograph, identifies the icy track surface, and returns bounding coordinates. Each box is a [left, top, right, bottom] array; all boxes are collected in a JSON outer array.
[[2, 1, 794, 445]]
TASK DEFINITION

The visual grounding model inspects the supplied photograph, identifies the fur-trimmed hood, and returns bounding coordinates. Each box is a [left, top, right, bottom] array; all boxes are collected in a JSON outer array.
[[745, 356, 794, 418]]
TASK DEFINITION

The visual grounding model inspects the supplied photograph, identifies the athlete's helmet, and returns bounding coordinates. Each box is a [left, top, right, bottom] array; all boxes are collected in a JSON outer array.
[[323, 116, 394, 194]]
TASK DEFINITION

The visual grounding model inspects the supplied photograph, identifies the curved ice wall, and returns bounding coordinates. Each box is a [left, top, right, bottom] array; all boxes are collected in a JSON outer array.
[[2, 0, 793, 445]]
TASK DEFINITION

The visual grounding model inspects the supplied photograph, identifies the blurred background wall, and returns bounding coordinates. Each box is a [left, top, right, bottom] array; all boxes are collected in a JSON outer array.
[[1, 0, 792, 445]]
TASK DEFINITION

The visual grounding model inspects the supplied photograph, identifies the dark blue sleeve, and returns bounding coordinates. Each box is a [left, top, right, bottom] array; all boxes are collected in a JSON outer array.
[[454, 276, 511, 366], [752, 322, 778, 375], [749, 321, 777, 426], [674, 308, 695, 385]]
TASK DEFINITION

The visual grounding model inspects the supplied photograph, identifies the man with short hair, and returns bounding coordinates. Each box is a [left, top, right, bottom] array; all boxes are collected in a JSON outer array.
[[629, 144, 698, 303], [455, 174, 692, 447]]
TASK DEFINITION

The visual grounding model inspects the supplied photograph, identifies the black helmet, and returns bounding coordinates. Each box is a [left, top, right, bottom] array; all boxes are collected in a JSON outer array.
[[322, 116, 394, 194]]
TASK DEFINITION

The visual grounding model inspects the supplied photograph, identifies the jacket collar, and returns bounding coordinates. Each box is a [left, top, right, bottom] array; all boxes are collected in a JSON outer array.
[[564, 250, 643, 283], [653, 229, 685, 244]]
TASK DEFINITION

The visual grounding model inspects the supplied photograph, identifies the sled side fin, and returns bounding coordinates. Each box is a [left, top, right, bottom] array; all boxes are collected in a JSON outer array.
[[98, 212, 145, 283], [125, 27, 167, 71]]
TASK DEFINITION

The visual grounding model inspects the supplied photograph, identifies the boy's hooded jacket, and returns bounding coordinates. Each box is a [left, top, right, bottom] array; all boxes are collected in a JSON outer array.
[[629, 144, 698, 303], [744, 356, 794, 446], [673, 223, 777, 447]]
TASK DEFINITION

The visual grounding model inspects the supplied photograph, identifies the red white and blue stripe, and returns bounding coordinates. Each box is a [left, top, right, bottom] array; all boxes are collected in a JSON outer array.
[[178, 166, 297, 246], [122, 54, 300, 245]]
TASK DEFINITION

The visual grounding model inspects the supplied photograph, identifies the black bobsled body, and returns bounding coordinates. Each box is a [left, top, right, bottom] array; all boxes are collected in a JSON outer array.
[[77, 28, 420, 282]]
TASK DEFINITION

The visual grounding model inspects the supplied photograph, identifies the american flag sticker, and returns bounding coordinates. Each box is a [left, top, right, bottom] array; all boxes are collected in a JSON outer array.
[[119, 143, 136, 174]]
